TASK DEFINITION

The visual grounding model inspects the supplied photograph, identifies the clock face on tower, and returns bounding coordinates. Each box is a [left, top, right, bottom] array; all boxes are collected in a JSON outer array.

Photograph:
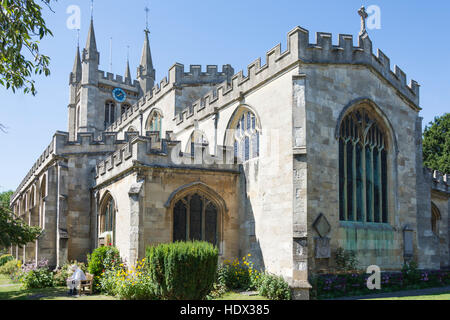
[[112, 88, 127, 103]]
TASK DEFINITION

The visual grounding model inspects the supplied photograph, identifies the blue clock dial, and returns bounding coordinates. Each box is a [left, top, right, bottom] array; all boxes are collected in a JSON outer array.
[[112, 88, 127, 103]]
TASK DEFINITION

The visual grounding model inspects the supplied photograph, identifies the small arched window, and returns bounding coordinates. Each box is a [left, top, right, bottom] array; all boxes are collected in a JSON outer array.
[[431, 203, 441, 236], [339, 107, 388, 223], [231, 109, 260, 162], [105, 101, 116, 128], [146, 109, 163, 136], [173, 193, 218, 246]]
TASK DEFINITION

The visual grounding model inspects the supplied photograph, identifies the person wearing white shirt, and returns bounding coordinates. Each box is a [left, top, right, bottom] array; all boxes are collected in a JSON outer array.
[[66, 264, 86, 296]]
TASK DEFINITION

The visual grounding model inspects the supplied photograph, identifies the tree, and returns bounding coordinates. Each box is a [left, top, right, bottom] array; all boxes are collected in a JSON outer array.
[[423, 113, 450, 174], [0, 191, 41, 248], [0, 0, 54, 96]]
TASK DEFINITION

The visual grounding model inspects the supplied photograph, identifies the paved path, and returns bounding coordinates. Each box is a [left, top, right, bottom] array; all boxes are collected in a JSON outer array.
[[333, 286, 450, 300], [0, 284, 17, 287]]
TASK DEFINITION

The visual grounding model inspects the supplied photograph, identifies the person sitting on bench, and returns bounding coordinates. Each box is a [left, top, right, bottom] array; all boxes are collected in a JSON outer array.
[[67, 264, 86, 296]]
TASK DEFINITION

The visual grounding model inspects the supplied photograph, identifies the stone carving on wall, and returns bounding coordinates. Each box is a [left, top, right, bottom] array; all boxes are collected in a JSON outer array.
[[313, 213, 331, 258]]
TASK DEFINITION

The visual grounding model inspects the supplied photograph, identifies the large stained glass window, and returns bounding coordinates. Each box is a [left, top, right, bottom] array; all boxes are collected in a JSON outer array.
[[173, 193, 218, 246], [339, 109, 388, 223]]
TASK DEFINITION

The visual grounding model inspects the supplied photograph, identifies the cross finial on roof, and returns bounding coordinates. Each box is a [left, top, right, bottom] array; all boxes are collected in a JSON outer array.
[[144, 5, 150, 35], [358, 6, 368, 36]]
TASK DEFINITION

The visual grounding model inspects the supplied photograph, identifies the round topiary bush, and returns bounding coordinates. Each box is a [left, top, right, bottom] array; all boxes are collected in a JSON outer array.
[[146, 241, 219, 300]]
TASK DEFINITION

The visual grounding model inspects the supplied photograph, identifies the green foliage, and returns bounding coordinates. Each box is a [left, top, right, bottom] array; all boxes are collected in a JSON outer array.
[[401, 261, 421, 286], [218, 255, 261, 291], [257, 273, 291, 300], [113, 259, 158, 300], [87, 246, 121, 292], [146, 241, 218, 300], [20, 268, 53, 289], [53, 261, 87, 287], [334, 247, 359, 272], [0, 191, 42, 247], [0, 258, 19, 276], [0, 0, 54, 95], [423, 113, 450, 173], [0, 254, 13, 267]]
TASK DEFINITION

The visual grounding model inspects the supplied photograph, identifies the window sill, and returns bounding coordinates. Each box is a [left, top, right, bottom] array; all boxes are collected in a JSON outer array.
[[339, 221, 394, 232]]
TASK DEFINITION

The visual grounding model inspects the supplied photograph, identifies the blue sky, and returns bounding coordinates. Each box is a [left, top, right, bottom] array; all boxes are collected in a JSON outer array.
[[0, 0, 449, 192]]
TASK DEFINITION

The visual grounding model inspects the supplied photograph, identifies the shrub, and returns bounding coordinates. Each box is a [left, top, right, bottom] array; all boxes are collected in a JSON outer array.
[[0, 254, 13, 267], [258, 273, 291, 300], [87, 245, 122, 291], [335, 247, 359, 272], [114, 259, 158, 300], [146, 241, 218, 300], [219, 255, 261, 291], [21, 268, 54, 289], [401, 261, 421, 286], [19, 259, 54, 289], [0, 259, 20, 277]]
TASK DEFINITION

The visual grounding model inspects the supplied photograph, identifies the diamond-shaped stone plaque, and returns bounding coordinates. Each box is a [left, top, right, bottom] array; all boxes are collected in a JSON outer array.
[[313, 213, 331, 238]]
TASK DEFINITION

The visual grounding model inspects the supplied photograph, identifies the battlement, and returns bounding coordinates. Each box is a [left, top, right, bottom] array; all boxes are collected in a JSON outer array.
[[171, 63, 234, 86], [11, 140, 55, 203], [174, 26, 420, 129], [98, 70, 140, 88], [95, 133, 237, 185], [424, 168, 449, 194]]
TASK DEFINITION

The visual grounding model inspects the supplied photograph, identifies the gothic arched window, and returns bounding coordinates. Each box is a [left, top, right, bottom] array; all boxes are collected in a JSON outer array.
[[105, 101, 116, 128], [173, 193, 218, 246], [431, 203, 441, 236], [146, 109, 163, 136], [99, 194, 116, 245], [232, 109, 260, 161], [339, 108, 388, 223]]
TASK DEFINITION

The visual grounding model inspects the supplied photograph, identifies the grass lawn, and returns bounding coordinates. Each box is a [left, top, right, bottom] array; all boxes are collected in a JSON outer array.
[[367, 293, 450, 300], [0, 274, 116, 300], [215, 292, 268, 300]]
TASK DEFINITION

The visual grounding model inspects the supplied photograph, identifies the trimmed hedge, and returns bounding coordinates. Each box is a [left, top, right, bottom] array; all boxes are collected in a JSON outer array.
[[146, 241, 218, 300]]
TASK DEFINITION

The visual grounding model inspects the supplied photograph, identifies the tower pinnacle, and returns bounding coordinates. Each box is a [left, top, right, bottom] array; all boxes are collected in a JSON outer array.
[[358, 6, 369, 37]]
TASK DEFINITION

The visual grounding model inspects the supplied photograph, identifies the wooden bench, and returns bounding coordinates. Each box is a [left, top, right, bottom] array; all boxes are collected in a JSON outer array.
[[79, 273, 94, 295]]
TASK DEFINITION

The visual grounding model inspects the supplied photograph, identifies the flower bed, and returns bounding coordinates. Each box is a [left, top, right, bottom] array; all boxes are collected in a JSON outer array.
[[310, 268, 450, 300]]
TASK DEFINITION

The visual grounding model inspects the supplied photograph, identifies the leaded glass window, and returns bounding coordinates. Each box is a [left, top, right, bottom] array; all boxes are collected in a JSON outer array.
[[339, 109, 388, 223], [172, 193, 218, 246], [233, 110, 260, 162], [146, 110, 163, 136]]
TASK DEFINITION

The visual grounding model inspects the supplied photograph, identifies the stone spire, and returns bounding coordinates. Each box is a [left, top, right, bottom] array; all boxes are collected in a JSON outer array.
[[70, 45, 82, 84], [124, 59, 131, 83], [137, 19, 155, 94], [85, 18, 97, 55]]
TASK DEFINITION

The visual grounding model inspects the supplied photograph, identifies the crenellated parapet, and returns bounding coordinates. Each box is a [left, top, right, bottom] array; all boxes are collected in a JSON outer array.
[[174, 26, 420, 129], [424, 168, 450, 194], [95, 132, 237, 186], [171, 64, 234, 86], [98, 70, 140, 89]]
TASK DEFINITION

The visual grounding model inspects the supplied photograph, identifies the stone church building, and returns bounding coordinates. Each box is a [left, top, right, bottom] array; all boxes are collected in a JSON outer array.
[[9, 10, 449, 299]]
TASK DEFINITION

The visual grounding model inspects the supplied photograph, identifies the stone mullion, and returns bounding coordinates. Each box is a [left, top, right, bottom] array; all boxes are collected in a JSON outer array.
[[352, 141, 357, 221], [201, 196, 206, 242], [362, 142, 368, 223], [343, 139, 348, 221], [377, 147, 383, 223], [370, 146, 375, 223], [186, 197, 190, 241]]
